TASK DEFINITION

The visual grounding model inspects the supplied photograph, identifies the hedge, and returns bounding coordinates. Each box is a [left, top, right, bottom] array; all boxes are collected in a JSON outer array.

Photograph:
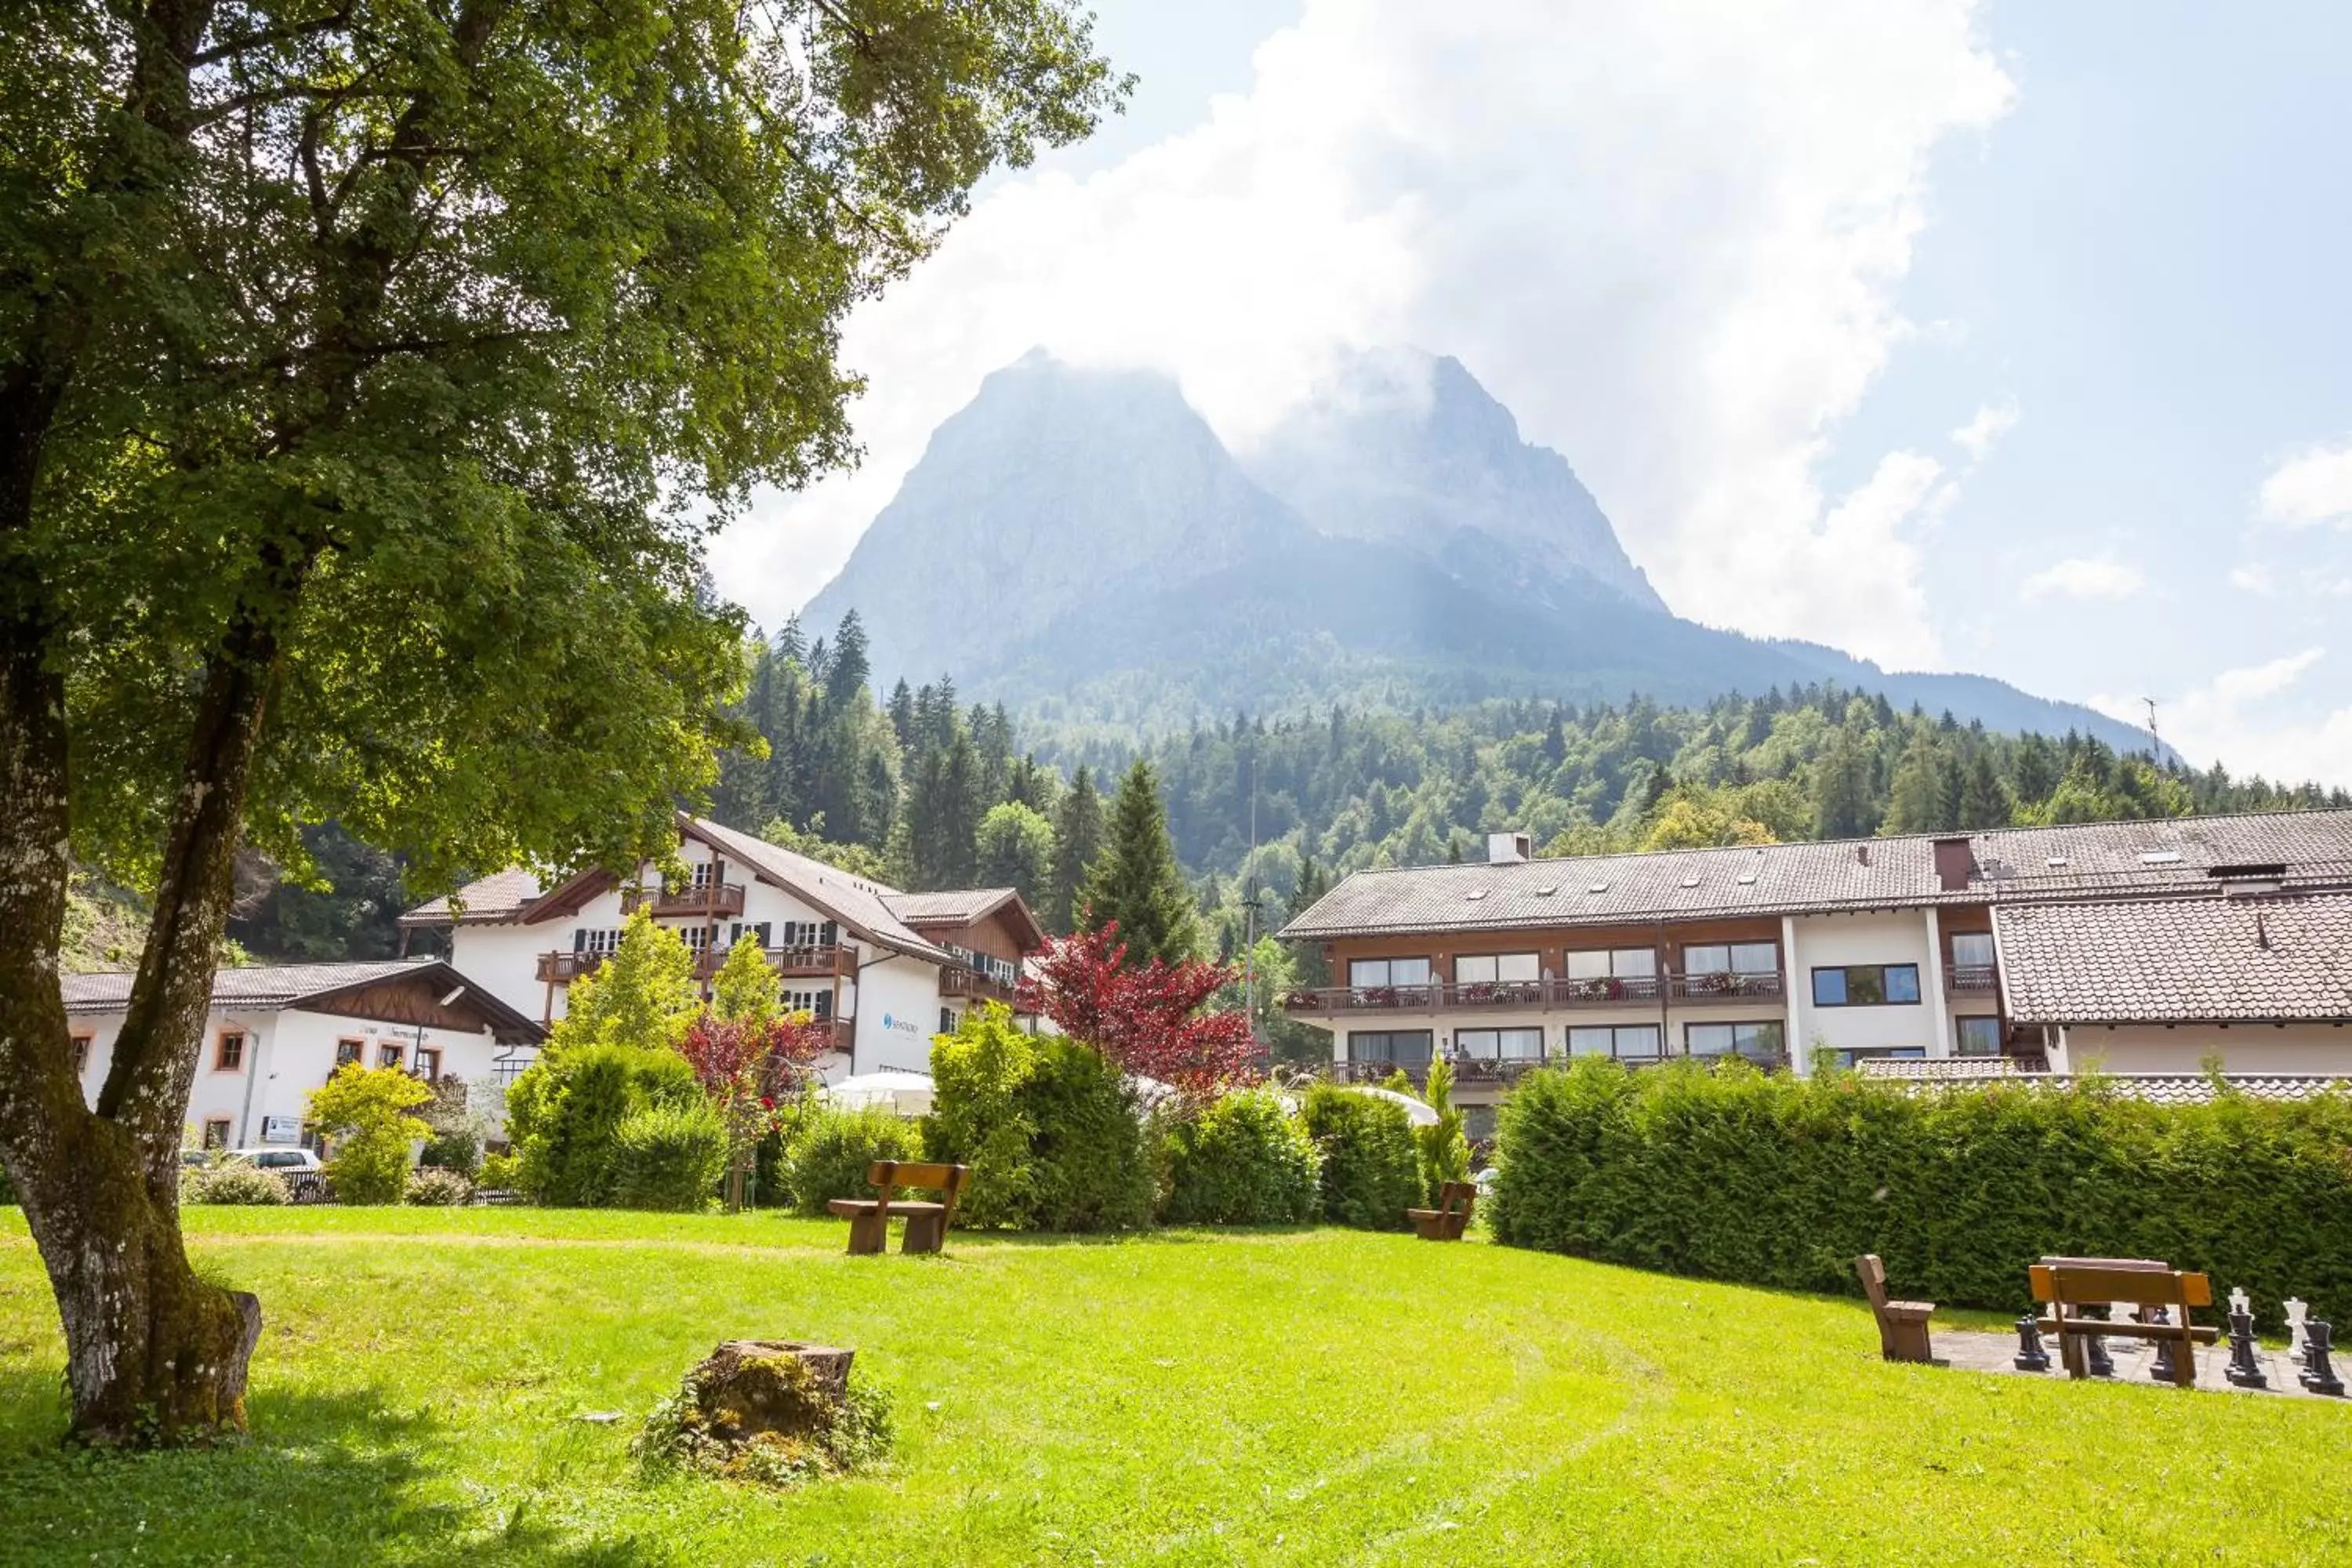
[[1489, 1058, 2352, 1327], [1300, 1084, 1420, 1231], [782, 1104, 921, 1217], [506, 1044, 701, 1207], [610, 1100, 728, 1212], [1161, 1089, 1319, 1225]]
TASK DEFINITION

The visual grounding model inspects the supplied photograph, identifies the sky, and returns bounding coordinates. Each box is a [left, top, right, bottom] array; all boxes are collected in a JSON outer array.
[[710, 0, 2352, 788]]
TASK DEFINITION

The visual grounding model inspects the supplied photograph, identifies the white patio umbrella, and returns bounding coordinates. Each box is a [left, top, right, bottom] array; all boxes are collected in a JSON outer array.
[[819, 1070, 935, 1117], [1349, 1084, 1440, 1128], [1125, 1074, 1180, 1116]]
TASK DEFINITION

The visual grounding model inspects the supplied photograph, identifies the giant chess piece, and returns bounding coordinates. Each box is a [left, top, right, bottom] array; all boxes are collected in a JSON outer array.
[[2225, 1311, 2268, 1389], [2085, 1308, 2116, 1377], [2301, 1321, 2345, 1397], [2013, 1313, 2052, 1373], [2285, 1298, 2311, 1367], [2147, 1305, 2176, 1383]]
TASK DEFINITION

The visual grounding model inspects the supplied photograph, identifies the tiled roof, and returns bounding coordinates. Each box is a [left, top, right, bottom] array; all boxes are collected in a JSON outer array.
[[884, 889, 1018, 925], [1994, 891, 2352, 1024], [685, 818, 956, 964], [397, 868, 544, 927], [1279, 809, 2352, 939], [65, 958, 434, 1012]]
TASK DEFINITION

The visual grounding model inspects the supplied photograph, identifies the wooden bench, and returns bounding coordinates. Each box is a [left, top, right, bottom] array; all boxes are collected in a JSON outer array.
[[827, 1160, 969, 1255], [2030, 1258, 2218, 1387], [1406, 1181, 1476, 1240], [1855, 1254, 1937, 1364]]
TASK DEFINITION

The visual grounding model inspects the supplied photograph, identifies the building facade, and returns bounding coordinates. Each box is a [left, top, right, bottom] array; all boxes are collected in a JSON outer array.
[[1279, 812, 2352, 1128], [397, 815, 1047, 1079], [64, 960, 542, 1151]]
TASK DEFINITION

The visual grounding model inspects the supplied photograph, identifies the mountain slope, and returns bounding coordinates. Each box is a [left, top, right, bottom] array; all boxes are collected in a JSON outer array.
[[796, 350, 2159, 756]]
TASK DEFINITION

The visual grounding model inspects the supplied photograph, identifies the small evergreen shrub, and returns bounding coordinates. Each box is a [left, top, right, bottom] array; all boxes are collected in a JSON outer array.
[[508, 1045, 702, 1206], [1414, 1057, 1471, 1207], [1490, 1058, 2352, 1327], [1301, 1085, 1420, 1230], [476, 1151, 521, 1191], [782, 1105, 920, 1217], [924, 1006, 1041, 1229], [405, 1167, 475, 1206], [183, 1160, 289, 1206], [1160, 1089, 1319, 1225], [611, 1100, 728, 1212]]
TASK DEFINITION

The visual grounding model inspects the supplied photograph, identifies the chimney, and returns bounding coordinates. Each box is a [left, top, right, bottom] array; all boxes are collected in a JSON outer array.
[[1930, 836, 1976, 894], [1487, 830, 1532, 865]]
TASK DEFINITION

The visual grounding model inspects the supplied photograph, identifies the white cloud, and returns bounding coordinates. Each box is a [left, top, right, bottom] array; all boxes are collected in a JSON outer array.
[[2018, 556, 2146, 603], [2228, 562, 2278, 596], [2259, 437, 2352, 530], [2099, 648, 2352, 788], [713, 1, 2015, 670], [1951, 397, 2019, 463]]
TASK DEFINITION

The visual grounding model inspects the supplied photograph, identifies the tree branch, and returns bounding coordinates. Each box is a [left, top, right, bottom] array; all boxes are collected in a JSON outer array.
[[190, 3, 355, 67]]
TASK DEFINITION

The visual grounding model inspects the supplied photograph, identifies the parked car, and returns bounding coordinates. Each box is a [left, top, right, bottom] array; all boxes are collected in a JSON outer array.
[[227, 1146, 327, 1202]]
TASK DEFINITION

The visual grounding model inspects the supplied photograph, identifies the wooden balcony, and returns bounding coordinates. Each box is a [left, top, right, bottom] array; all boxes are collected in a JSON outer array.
[[941, 967, 1018, 1003], [535, 950, 609, 984], [622, 881, 746, 919], [1945, 963, 1999, 996], [1280, 974, 1782, 1014], [1312, 1048, 1787, 1089], [695, 942, 855, 981], [1665, 971, 1786, 1005]]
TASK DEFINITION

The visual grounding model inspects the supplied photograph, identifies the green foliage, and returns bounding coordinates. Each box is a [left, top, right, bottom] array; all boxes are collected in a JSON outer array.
[[782, 1105, 921, 1218], [710, 935, 785, 1026], [180, 1161, 289, 1207], [923, 1006, 1151, 1232], [553, 911, 702, 1055], [1160, 1091, 1319, 1225], [506, 1045, 701, 1207], [611, 1101, 728, 1213], [1489, 1059, 2352, 1327], [976, 800, 1055, 912], [1299, 1086, 1420, 1231], [307, 1065, 434, 1207], [403, 1168, 474, 1207], [477, 1152, 522, 1192], [1049, 765, 1107, 934], [418, 1076, 486, 1176], [1082, 760, 1198, 963], [1414, 1057, 1471, 1207]]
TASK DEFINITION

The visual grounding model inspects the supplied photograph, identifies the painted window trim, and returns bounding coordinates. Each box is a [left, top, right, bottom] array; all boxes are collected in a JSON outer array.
[[214, 1029, 247, 1072]]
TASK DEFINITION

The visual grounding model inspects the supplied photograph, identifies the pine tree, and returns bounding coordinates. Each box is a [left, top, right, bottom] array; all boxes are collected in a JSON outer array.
[[1814, 719, 1879, 839], [1957, 750, 2013, 829], [887, 678, 916, 750], [1048, 765, 1105, 933], [1081, 760, 1197, 964], [1883, 728, 1953, 834]]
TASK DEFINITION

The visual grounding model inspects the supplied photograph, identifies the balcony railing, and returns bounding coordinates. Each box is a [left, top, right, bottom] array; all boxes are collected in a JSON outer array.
[[941, 967, 1018, 1002], [536, 950, 610, 983], [622, 881, 746, 919], [1945, 963, 1999, 996], [1312, 1047, 1787, 1088], [695, 942, 855, 981], [1281, 973, 1784, 1014]]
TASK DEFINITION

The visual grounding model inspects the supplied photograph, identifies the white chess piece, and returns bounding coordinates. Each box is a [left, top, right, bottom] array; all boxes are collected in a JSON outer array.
[[2285, 1298, 2311, 1362], [2229, 1287, 2252, 1319]]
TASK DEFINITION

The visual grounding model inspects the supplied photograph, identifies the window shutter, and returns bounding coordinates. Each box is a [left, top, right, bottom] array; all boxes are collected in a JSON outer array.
[[820, 920, 837, 947], [574, 928, 586, 953], [756, 922, 771, 947]]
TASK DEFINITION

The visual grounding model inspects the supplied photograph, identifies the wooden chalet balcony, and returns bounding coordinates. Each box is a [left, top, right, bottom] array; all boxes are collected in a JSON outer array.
[[1945, 963, 1999, 996], [621, 881, 746, 919], [1664, 971, 1786, 1005], [1280, 973, 1782, 1014], [1313, 1047, 1788, 1090], [940, 967, 1018, 1003], [536, 950, 609, 984], [695, 942, 855, 982]]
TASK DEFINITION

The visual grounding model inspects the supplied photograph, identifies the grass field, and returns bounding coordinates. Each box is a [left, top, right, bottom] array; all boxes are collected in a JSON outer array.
[[2, 1206, 2348, 1566]]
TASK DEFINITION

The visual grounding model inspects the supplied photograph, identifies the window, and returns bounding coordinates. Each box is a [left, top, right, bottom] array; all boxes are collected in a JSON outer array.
[[1568, 1025, 1662, 1059], [1686, 1022, 1786, 1060], [1681, 942, 1778, 976], [1565, 948, 1657, 979], [214, 1031, 246, 1072], [1348, 1030, 1433, 1065], [786, 989, 833, 1019], [1950, 932, 1995, 969], [493, 1051, 531, 1086], [201, 1117, 231, 1149], [727, 921, 775, 950], [683, 924, 713, 953], [413, 1047, 441, 1081], [336, 1038, 364, 1068], [378, 1043, 405, 1069], [1955, 1017, 2003, 1057], [1348, 957, 1432, 988], [72, 1035, 92, 1075], [1811, 964, 1921, 1007], [1455, 1027, 1544, 1060], [573, 927, 621, 955], [1454, 953, 1540, 985], [690, 858, 719, 888]]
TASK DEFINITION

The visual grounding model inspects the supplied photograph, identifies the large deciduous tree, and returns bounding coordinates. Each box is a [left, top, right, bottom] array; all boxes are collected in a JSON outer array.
[[0, 0, 1122, 1444], [1018, 924, 1259, 1103]]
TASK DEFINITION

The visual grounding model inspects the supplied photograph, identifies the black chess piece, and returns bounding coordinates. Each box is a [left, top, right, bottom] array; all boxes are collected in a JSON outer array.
[[2085, 1309, 2116, 1377], [2013, 1313, 2051, 1372], [2225, 1311, 2268, 1389], [2147, 1305, 2176, 1383], [2302, 1321, 2346, 1397]]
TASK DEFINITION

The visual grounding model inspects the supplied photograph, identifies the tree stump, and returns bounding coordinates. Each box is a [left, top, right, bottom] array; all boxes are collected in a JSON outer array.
[[691, 1340, 855, 1441]]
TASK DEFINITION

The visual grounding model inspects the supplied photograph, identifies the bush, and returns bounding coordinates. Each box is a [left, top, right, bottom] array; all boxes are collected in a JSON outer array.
[[1415, 1057, 1471, 1207], [611, 1100, 728, 1212], [476, 1151, 521, 1191], [309, 1064, 434, 1206], [1301, 1085, 1420, 1230], [924, 1005, 1152, 1232], [1490, 1058, 2352, 1328], [782, 1105, 920, 1217], [1160, 1090, 1319, 1225], [405, 1167, 475, 1206], [507, 1045, 702, 1206], [182, 1160, 289, 1206]]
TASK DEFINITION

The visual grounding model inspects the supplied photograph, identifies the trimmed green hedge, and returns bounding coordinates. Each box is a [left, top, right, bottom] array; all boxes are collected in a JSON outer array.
[[1161, 1090, 1319, 1225], [1490, 1058, 2352, 1327], [782, 1104, 921, 1217], [1301, 1084, 1420, 1231]]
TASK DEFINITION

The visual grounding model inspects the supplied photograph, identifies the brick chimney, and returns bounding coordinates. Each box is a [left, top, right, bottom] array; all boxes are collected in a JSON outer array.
[[1930, 835, 1976, 893]]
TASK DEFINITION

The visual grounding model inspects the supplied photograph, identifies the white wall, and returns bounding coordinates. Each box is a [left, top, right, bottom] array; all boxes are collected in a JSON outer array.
[[73, 1005, 514, 1149], [854, 953, 947, 1075], [1786, 912, 1939, 1059], [448, 920, 561, 1025], [2066, 1022, 2352, 1076]]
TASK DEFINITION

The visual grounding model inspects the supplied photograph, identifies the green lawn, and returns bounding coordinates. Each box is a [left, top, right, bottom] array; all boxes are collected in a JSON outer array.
[[2, 1207, 2347, 1566]]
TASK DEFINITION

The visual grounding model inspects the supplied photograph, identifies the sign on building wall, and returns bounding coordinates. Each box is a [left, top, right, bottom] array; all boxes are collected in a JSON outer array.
[[261, 1115, 303, 1145]]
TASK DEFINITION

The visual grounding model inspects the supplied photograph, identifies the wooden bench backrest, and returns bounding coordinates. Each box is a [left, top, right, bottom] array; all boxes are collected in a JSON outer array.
[[2031, 1262, 2212, 1311], [1855, 1253, 1893, 1314], [865, 1160, 971, 1229], [1438, 1181, 1476, 1217]]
